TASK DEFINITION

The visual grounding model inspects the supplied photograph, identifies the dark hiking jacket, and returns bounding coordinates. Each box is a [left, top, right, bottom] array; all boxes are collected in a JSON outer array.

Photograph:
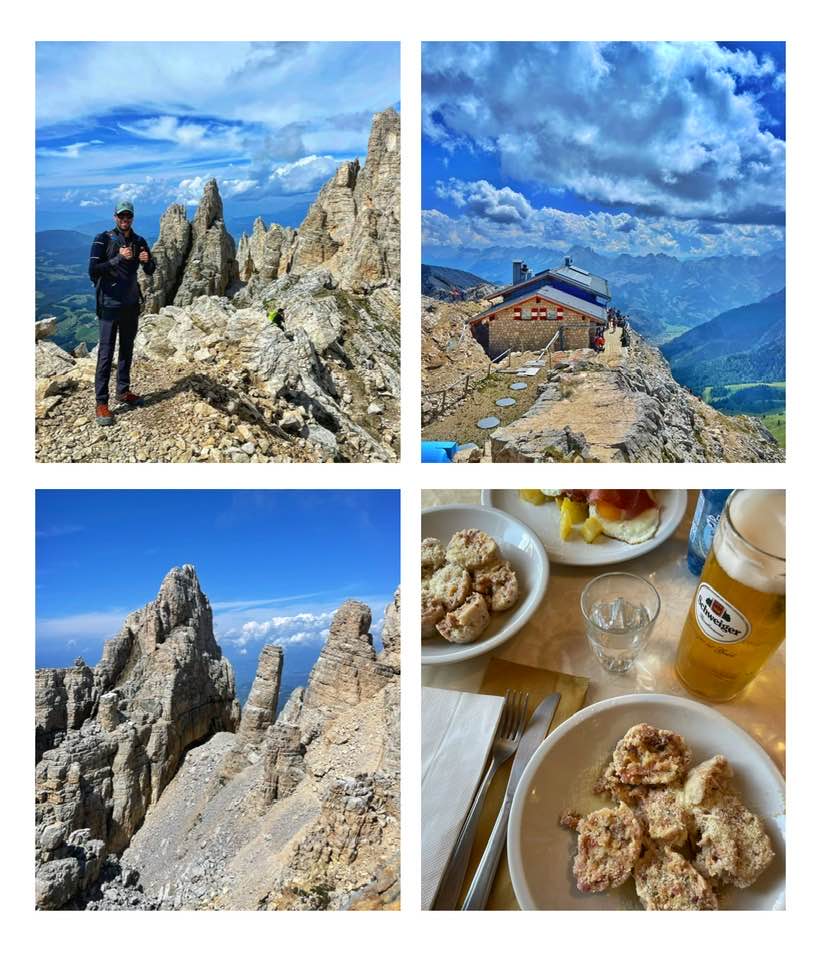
[[88, 227, 156, 311]]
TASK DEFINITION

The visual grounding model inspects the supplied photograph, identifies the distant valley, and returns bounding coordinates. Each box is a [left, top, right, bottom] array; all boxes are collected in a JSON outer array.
[[35, 230, 97, 352], [661, 288, 785, 444]]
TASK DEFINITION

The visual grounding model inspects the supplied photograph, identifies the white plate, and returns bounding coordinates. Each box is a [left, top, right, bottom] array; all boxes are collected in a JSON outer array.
[[480, 489, 687, 566], [507, 693, 786, 911], [421, 504, 549, 666]]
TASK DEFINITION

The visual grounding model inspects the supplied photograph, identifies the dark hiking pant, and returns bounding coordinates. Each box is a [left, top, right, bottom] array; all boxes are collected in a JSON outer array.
[[95, 305, 140, 404]]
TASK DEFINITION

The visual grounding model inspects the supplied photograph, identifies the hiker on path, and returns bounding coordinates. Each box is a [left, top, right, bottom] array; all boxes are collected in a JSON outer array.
[[88, 200, 156, 426]]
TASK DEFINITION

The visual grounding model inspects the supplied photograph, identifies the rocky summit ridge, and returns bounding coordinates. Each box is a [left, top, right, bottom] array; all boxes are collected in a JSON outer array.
[[35, 569, 401, 911], [35, 109, 400, 464], [35, 565, 239, 909]]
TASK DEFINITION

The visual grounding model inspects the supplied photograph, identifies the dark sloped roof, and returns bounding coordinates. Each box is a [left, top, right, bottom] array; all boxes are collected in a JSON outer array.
[[470, 284, 607, 325], [547, 262, 610, 299], [492, 261, 610, 303], [492, 269, 552, 301]]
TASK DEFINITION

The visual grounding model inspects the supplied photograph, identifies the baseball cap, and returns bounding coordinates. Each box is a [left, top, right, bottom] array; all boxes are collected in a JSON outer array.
[[115, 200, 135, 215]]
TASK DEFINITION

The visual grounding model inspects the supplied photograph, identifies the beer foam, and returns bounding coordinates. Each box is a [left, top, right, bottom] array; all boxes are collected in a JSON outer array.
[[715, 490, 785, 595]]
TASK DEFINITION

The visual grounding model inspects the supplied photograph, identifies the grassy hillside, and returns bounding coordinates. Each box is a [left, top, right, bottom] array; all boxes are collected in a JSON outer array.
[[36, 231, 97, 351], [760, 413, 786, 447], [703, 381, 786, 450]]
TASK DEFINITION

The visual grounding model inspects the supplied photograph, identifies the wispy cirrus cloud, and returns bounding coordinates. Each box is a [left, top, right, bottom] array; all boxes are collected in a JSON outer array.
[[36, 609, 129, 645], [37, 139, 103, 159], [36, 523, 85, 539]]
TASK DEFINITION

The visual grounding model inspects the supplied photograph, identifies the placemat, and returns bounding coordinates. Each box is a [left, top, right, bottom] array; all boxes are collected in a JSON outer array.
[[455, 657, 589, 910]]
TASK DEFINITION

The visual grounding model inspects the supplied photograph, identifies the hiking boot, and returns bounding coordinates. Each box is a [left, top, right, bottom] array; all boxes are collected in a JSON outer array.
[[116, 390, 145, 408], [95, 403, 114, 426]]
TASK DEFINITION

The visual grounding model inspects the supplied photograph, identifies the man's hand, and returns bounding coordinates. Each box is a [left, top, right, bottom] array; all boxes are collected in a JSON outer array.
[[119, 245, 134, 260], [139, 249, 150, 263]]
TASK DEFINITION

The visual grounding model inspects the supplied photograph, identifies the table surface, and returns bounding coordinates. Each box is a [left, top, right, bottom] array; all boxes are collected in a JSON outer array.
[[421, 489, 785, 774]]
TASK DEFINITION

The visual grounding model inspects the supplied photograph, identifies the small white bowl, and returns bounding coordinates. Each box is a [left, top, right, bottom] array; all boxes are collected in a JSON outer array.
[[421, 504, 549, 666], [507, 693, 785, 910]]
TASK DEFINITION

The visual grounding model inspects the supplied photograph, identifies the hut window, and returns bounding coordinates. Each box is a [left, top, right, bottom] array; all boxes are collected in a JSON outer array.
[[547, 305, 557, 319], [521, 306, 532, 319]]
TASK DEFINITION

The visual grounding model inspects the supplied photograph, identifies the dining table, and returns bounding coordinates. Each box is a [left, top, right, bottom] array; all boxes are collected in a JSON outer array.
[[421, 489, 785, 774]]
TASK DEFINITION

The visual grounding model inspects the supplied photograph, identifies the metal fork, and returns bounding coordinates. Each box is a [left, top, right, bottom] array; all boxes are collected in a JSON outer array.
[[432, 689, 529, 910]]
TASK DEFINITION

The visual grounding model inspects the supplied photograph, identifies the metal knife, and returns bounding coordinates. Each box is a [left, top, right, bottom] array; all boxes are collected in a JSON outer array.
[[461, 692, 560, 910]]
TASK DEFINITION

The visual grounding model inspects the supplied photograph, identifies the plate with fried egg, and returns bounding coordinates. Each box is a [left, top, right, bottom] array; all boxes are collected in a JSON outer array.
[[480, 489, 687, 566]]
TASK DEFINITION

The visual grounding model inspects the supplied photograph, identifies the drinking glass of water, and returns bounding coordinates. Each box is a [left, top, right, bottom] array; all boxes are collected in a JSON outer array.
[[580, 572, 661, 673]]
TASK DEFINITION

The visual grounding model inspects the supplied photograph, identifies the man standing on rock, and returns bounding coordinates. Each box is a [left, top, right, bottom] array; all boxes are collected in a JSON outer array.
[[88, 200, 156, 426]]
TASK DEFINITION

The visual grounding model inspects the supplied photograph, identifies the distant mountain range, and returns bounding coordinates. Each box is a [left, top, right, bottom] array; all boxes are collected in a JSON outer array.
[[421, 263, 496, 299], [37, 203, 311, 246], [661, 288, 785, 392], [423, 243, 785, 342]]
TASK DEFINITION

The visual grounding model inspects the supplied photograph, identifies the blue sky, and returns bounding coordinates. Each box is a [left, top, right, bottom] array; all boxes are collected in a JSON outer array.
[[35, 490, 400, 702], [422, 41, 785, 265], [36, 42, 400, 233]]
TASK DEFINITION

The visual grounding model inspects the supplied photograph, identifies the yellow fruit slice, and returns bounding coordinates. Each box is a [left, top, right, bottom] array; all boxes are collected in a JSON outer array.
[[558, 497, 584, 539], [581, 516, 604, 543], [559, 506, 573, 541], [564, 498, 589, 525], [519, 489, 547, 505]]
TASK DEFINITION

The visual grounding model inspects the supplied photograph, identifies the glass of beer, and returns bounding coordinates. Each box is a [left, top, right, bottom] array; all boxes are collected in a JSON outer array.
[[676, 489, 785, 702]]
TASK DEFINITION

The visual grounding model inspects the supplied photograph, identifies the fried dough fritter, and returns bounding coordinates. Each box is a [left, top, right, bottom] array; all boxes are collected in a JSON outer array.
[[435, 592, 491, 645], [445, 529, 500, 571], [636, 788, 689, 849], [612, 723, 693, 785], [592, 760, 652, 806], [634, 844, 718, 911], [563, 802, 642, 894], [472, 560, 519, 612], [421, 537, 447, 575], [682, 756, 775, 890], [427, 562, 472, 612]]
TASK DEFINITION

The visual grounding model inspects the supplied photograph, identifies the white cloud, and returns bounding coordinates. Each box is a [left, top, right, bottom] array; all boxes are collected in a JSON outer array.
[[51, 154, 339, 210], [221, 609, 337, 650], [118, 116, 245, 154], [437, 178, 535, 224], [37, 139, 103, 159], [424, 179, 784, 258], [268, 155, 339, 195], [423, 41, 784, 225], [36, 42, 399, 133]]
